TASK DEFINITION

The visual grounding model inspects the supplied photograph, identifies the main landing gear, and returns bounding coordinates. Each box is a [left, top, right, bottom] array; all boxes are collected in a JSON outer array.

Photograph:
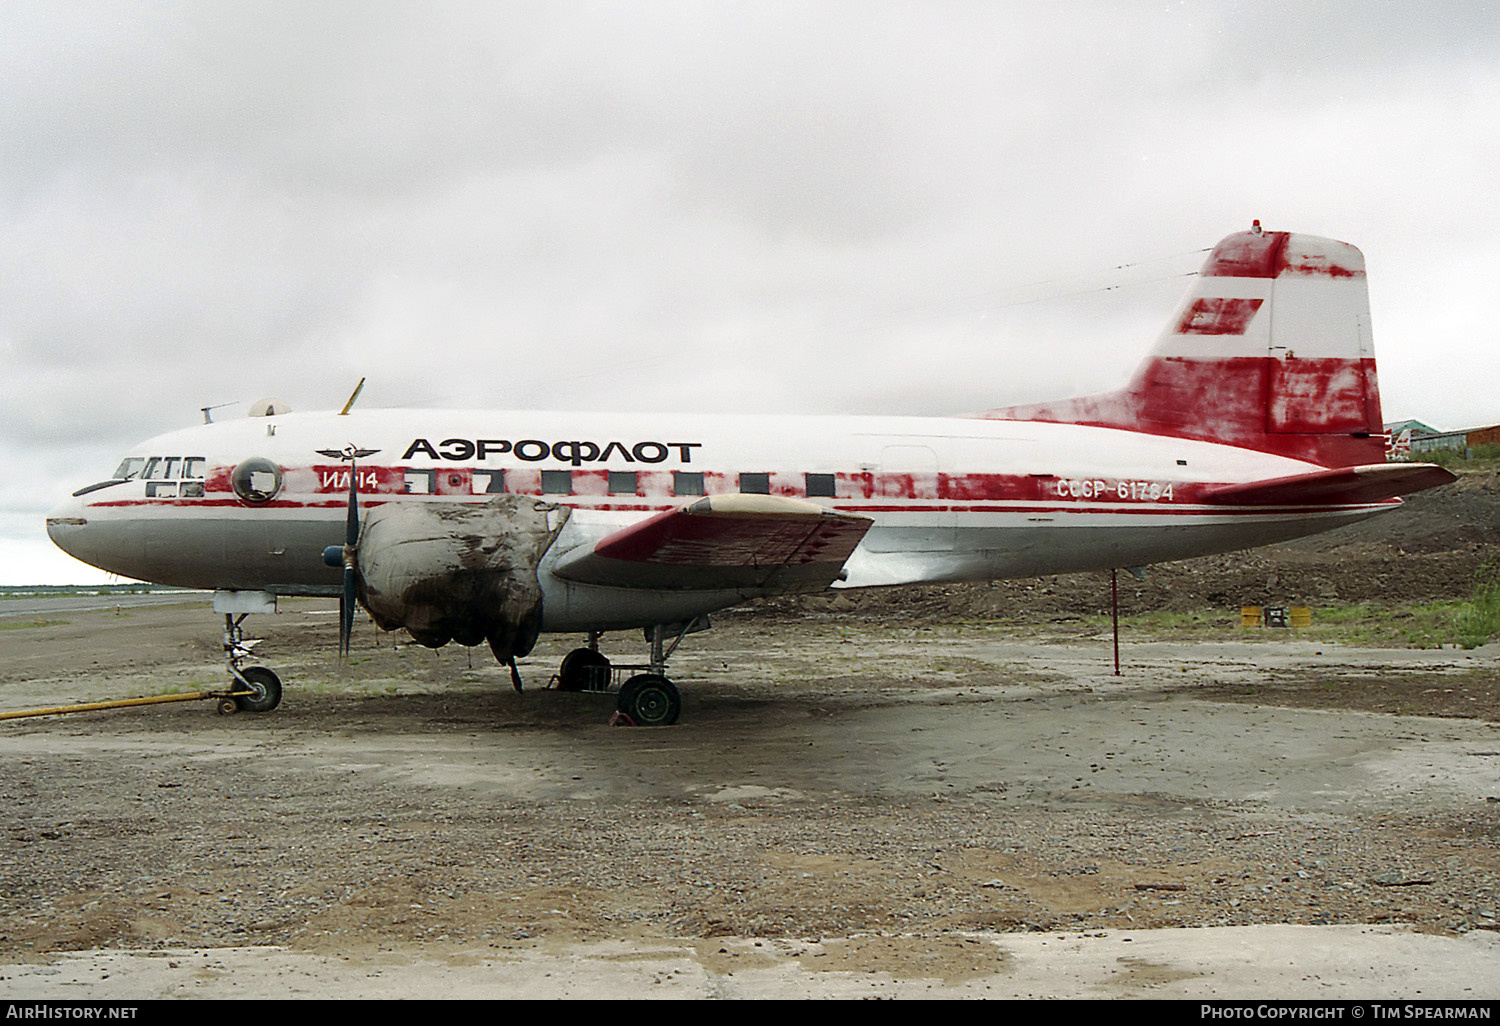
[[554, 620, 707, 727], [216, 592, 283, 714]]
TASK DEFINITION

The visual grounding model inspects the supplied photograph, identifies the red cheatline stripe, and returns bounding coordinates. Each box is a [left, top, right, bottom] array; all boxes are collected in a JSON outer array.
[[87, 497, 1386, 517]]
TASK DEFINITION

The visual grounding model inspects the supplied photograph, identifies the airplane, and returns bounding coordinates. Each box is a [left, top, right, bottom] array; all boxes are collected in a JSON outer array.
[[46, 224, 1456, 725]]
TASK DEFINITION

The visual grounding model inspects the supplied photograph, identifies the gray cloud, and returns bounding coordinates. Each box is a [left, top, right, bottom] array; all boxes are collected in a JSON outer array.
[[4, 0, 1498, 581]]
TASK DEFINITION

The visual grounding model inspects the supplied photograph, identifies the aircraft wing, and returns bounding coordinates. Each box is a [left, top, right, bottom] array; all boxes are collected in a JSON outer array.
[[1202, 463, 1456, 506], [552, 494, 873, 593]]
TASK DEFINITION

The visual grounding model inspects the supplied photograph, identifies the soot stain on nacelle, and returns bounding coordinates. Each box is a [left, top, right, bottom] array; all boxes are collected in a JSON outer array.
[[355, 495, 569, 665]]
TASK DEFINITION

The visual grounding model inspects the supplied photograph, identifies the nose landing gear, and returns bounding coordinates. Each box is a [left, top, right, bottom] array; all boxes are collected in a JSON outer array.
[[230, 661, 283, 713], [217, 592, 283, 713]]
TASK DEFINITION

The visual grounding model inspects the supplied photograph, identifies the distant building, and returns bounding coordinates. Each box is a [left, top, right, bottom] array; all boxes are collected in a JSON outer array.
[[1467, 425, 1500, 448], [1409, 431, 1467, 454], [1384, 419, 1500, 456], [1384, 419, 1439, 436]]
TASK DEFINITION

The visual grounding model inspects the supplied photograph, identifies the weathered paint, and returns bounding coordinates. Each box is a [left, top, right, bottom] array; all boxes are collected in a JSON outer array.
[[45, 228, 1454, 645], [554, 494, 872, 592], [76, 461, 1397, 512], [1176, 297, 1265, 335], [1199, 228, 1365, 280], [978, 229, 1384, 467]]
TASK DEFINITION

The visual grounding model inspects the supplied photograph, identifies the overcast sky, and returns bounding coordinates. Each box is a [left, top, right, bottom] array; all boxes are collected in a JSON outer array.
[[4, 1, 1497, 584]]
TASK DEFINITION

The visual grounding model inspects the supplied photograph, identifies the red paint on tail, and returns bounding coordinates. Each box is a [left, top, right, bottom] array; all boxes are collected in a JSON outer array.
[[976, 228, 1386, 468]]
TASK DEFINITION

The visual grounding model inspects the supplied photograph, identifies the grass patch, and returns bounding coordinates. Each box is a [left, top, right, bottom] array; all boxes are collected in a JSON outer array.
[[0, 618, 70, 630], [1406, 441, 1500, 471], [1452, 561, 1500, 648], [0, 584, 198, 599], [1072, 594, 1500, 649]]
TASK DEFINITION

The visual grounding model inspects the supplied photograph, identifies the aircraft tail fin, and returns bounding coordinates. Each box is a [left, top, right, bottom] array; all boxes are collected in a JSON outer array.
[[978, 225, 1386, 467]]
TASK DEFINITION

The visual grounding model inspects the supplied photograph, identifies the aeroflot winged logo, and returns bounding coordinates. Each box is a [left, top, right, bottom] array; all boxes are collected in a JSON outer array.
[[317, 444, 382, 462]]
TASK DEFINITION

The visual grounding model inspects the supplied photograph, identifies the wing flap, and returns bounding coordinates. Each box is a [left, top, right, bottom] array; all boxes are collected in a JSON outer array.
[[553, 494, 873, 592], [1202, 463, 1455, 506]]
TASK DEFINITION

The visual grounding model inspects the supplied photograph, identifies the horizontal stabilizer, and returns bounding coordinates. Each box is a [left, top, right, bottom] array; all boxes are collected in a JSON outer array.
[[553, 494, 872, 592], [1202, 463, 1456, 507]]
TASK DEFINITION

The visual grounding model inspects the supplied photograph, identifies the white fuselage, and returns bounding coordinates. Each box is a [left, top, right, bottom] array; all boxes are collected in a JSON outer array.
[[47, 408, 1391, 632]]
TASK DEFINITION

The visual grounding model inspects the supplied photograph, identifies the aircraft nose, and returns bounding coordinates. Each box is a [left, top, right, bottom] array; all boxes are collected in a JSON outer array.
[[46, 494, 96, 566]]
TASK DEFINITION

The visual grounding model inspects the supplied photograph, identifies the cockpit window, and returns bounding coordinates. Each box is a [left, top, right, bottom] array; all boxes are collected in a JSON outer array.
[[83, 455, 207, 497], [113, 458, 146, 480], [99, 456, 209, 498]]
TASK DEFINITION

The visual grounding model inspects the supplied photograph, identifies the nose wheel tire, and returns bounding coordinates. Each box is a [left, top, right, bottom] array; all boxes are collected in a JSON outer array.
[[234, 666, 283, 713], [617, 673, 681, 727]]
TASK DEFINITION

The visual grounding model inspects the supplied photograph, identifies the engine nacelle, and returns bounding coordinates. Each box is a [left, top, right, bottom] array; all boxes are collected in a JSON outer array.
[[354, 495, 569, 664]]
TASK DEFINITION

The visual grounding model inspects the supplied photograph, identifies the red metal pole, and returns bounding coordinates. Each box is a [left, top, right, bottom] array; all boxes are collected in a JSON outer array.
[[1112, 568, 1121, 676]]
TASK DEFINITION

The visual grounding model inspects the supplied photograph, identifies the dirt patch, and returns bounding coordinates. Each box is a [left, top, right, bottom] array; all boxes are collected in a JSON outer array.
[[1175, 667, 1500, 721]]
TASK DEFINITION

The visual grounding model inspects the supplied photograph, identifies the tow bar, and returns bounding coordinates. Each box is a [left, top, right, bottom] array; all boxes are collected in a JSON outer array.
[[0, 688, 259, 721]]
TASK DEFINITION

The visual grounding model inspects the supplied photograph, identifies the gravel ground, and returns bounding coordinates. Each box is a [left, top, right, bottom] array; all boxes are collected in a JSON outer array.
[[0, 600, 1496, 995]]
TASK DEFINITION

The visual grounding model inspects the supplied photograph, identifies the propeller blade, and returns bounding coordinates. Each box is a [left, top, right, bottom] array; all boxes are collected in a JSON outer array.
[[339, 463, 361, 660], [345, 463, 360, 546], [340, 564, 356, 660]]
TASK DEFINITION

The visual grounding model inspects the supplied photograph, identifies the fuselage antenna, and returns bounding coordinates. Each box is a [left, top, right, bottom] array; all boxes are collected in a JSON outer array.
[[339, 378, 367, 416], [200, 401, 239, 425]]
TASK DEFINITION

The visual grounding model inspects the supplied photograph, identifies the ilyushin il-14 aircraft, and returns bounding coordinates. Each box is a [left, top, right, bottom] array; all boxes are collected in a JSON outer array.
[[47, 225, 1455, 725]]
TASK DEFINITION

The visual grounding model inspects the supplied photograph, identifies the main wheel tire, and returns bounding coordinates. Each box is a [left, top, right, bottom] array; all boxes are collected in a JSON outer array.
[[234, 666, 283, 713], [617, 673, 681, 727], [558, 648, 611, 692]]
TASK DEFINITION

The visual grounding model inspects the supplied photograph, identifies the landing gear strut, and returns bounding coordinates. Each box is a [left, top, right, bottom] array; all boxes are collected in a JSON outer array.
[[216, 592, 284, 713], [554, 619, 707, 726], [222, 613, 283, 712]]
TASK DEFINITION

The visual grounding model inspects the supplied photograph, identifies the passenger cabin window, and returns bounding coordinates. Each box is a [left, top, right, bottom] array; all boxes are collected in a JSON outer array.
[[541, 470, 573, 494], [673, 472, 705, 496], [608, 471, 638, 494], [472, 469, 506, 494], [738, 473, 770, 494], [806, 473, 836, 498], [404, 469, 437, 495]]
